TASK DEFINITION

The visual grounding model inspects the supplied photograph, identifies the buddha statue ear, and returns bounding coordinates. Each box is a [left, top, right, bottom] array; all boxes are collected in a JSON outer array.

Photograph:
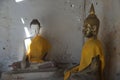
[[92, 25, 97, 35]]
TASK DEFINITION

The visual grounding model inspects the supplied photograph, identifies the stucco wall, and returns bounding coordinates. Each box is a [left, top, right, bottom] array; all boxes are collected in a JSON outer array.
[[0, 0, 13, 71], [102, 0, 120, 80]]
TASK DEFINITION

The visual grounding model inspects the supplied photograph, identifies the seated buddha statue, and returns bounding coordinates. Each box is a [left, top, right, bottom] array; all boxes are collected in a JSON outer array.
[[10, 19, 55, 70], [64, 4, 105, 80]]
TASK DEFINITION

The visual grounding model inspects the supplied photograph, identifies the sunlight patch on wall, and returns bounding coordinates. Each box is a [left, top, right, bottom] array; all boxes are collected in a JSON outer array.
[[24, 38, 31, 51], [24, 27, 31, 37], [24, 27, 31, 51], [15, 0, 24, 3], [21, 18, 25, 24]]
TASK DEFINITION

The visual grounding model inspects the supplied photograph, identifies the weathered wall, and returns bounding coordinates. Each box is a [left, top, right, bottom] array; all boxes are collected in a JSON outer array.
[[101, 0, 120, 80], [0, 0, 13, 71], [0, 0, 26, 72]]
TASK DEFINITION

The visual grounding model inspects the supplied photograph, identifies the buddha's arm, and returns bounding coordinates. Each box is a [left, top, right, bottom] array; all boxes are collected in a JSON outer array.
[[79, 55, 100, 74], [64, 55, 99, 80], [23, 46, 29, 63], [70, 65, 80, 73], [64, 64, 79, 80], [21, 44, 30, 69], [22, 52, 27, 62]]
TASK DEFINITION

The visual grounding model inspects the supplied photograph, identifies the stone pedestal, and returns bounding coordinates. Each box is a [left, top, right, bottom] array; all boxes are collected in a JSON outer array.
[[1, 68, 57, 80]]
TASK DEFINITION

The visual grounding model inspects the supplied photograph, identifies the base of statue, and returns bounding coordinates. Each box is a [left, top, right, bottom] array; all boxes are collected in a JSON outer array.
[[1, 67, 57, 80]]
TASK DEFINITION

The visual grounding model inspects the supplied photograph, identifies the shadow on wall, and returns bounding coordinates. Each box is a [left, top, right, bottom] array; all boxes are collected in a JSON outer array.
[[104, 32, 115, 80], [100, 18, 117, 80], [0, 63, 3, 78]]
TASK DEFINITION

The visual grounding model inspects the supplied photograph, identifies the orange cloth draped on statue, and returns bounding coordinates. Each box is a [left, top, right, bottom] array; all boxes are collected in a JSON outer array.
[[26, 35, 51, 63], [64, 38, 105, 80]]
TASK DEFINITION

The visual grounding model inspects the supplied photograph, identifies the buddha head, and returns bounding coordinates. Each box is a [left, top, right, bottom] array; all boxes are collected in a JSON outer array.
[[82, 4, 100, 38], [30, 19, 41, 36]]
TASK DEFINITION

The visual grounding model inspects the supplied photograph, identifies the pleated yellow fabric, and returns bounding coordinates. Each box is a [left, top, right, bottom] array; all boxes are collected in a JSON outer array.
[[26, 35, 51, 63], [64, 38, 105, 80]]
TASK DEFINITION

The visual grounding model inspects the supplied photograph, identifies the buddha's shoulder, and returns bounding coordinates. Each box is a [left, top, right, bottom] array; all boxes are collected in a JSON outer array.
[[37, 35, 46, 40], [37, 35, 50, 43], [85, 39, 102, 47]]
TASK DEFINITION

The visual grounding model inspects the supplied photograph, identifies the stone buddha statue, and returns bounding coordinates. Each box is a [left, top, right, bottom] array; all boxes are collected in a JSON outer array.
[[1, 19, 57, 80], [10, 19, 55, 70], [64, 4, 105, 80]]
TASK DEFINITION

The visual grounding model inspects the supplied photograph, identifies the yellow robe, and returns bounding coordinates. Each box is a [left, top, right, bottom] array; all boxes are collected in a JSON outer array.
[[64, 38, 105, 80], [26, 35, 51, 63]]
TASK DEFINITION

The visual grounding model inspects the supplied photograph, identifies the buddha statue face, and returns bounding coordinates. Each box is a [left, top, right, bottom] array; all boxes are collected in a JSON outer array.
[[83, 23, 97, 38], [30, 19, 41, 36], [30, 24, 40, 36], [82, 4, 100, 38]]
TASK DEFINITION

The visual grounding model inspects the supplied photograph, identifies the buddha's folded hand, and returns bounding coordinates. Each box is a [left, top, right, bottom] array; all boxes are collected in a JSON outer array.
[[64, 70, 71, 80]]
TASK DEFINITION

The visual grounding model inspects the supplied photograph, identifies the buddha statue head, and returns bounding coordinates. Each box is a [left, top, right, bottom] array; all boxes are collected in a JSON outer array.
[[83, 4, 100, 38], [30, 19, 41, 36]]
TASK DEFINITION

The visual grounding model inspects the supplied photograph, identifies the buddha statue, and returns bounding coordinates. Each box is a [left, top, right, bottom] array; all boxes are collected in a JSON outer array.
[[64, 4, 105, 80], [1, 19, 58, 80], [9, 19, 56, 70]]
